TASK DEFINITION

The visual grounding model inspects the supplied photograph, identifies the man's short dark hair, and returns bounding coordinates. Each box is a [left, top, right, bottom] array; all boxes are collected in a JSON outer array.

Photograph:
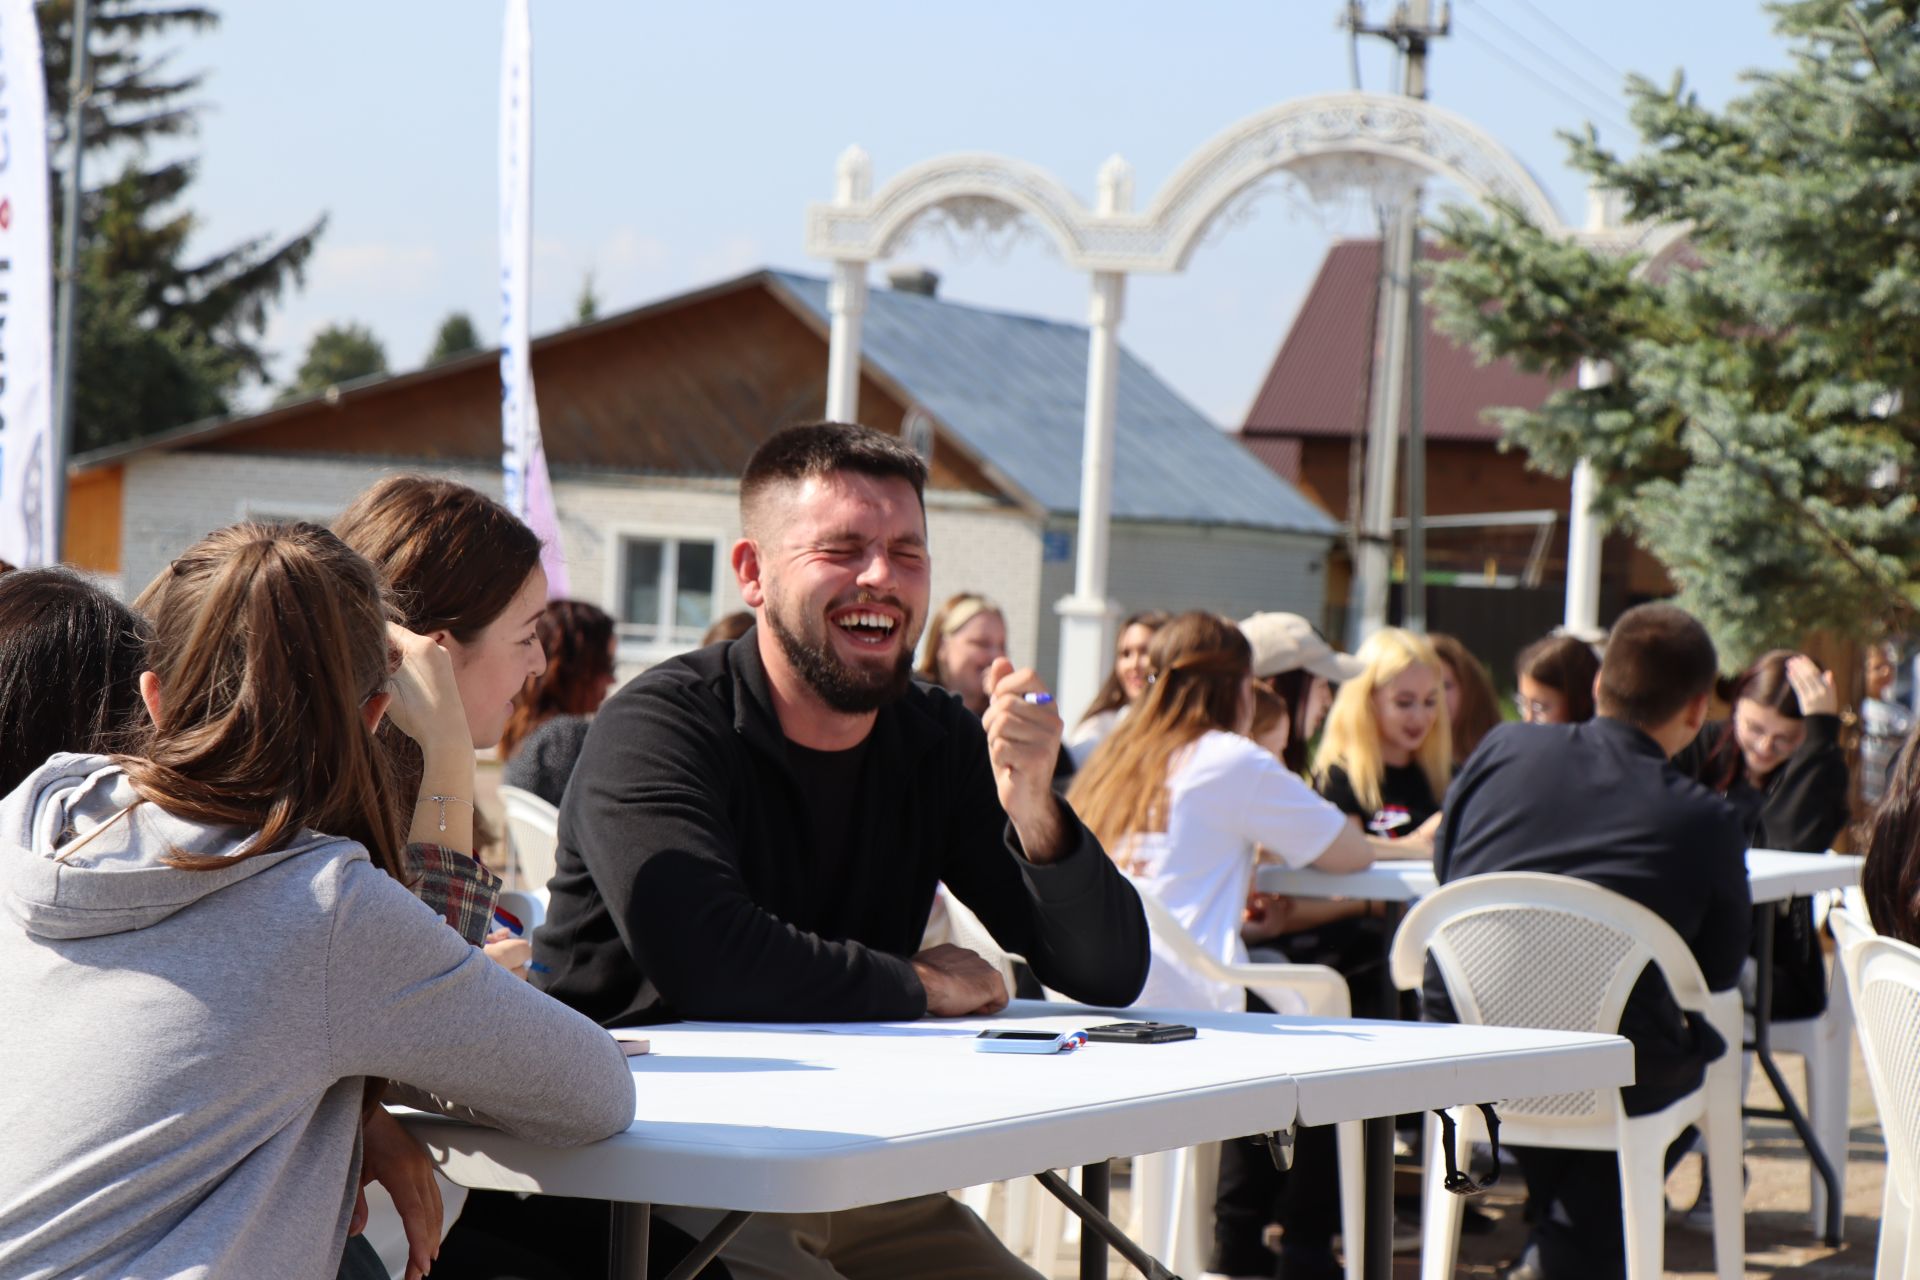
[[1596, 603, 1719, 728], [740, 422, 927, 534]]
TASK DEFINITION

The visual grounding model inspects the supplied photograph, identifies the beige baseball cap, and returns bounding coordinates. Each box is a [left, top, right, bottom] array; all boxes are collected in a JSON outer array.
[[1238, 612, 1365, 681]]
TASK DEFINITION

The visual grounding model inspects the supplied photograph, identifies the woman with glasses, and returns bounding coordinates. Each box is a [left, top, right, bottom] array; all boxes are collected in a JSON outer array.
[[1672, 649, 1850, 997], [1513, 631, 1602, 725]]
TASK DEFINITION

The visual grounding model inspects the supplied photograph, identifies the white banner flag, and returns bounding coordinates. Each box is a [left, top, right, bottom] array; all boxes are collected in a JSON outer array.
[[500, 0, 568, 594], [0, 1, 53, 568]]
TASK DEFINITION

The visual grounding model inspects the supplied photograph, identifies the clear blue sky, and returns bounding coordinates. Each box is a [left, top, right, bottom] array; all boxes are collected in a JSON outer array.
[[174, 1, 1781, 425]]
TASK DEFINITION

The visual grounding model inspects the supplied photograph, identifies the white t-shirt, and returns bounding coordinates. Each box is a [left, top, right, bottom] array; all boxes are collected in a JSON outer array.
[[1066, 706, 1126, 767], [1117, 730, 1350, 1013]]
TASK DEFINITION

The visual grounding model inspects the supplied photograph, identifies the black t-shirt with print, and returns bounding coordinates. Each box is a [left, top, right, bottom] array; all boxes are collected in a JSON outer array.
[[1316, 761, 1439, 840]]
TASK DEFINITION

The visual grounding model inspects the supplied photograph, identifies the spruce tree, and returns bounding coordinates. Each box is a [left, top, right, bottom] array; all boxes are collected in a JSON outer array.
[[41, 2, 325, 452], [1425, 0, 1920, 664]]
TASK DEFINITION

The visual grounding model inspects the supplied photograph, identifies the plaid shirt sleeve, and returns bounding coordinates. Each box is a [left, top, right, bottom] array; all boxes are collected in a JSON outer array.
[[403, 842, 502, 946]]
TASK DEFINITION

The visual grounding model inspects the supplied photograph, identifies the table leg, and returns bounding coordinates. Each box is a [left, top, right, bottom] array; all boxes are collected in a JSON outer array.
[[1037, 1168, 1175, 1280], [609, 1203, 650, 1280], [1081, 1160, 1111, 1280], [662, 1211, 754, 1280], [1362, 1116, 1395, 1280], [1743, 903, 1843, 1244], [607, 1205, 754, 1280]]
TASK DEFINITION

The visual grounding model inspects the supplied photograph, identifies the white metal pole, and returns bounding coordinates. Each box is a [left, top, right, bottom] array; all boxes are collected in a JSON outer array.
[[1055, 268, 1126, 722], [823, 146, 871, 423], [1350, 202, 1417, 644], [1563, 357, 1612, 636], [825, 260, 867, 422]]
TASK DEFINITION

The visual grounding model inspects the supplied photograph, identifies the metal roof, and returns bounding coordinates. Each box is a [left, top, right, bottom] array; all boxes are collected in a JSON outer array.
[[770, 271, 1337, 537]]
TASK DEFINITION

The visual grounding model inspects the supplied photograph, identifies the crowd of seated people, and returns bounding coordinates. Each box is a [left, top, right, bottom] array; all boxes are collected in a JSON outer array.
[[0, 418, 1896, 1280]]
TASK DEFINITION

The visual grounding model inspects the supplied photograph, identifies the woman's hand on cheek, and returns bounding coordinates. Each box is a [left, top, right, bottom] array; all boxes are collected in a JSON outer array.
[[385, 625, 471, 752]]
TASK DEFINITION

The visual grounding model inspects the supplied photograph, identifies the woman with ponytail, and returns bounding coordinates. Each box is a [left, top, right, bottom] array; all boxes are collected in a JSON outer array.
[[0, 523, 634, 1280]]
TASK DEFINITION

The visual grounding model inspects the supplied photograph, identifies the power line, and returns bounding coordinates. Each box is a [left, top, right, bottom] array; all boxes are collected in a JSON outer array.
[[1485, 0, 1626, 83], [1454, 24, 1634, 138], [1457, 0, 1630, 123]]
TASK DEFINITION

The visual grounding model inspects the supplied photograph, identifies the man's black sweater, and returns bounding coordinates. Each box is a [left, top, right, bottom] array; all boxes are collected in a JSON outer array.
[[530, 630, 1151, 1027], [1426, 717, 1751, 1114]]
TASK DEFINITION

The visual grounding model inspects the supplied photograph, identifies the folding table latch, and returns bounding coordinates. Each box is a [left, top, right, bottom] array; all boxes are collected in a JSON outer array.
[[1432, 1103, 1502, 1196], [1263, 1126, 1295, 1172]]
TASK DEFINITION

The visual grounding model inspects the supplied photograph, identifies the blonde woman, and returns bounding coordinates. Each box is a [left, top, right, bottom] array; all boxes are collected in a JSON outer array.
[[1313, 628, 1451, 841], [916, 592, 1007, 715]]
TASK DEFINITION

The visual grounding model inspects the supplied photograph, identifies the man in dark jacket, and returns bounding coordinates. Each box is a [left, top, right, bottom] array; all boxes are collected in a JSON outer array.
[[530, 421, 1149, 1278], [1427, 604, 1750, 1280]]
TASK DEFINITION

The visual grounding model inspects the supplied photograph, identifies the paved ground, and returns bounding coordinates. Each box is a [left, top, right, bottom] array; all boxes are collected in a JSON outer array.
[[1012, 1043, 1884, 1278]]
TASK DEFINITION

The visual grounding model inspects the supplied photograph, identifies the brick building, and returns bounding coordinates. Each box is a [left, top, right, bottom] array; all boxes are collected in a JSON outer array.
[[1238, 239, 1671, 658]]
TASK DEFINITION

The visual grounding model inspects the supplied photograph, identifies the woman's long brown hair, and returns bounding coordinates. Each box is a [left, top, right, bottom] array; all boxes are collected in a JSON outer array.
[[1068, 612, 1251, 860], [1429, 632, 1501, 762], [125, 522, 406, 876], [335, 475, 544, 641], [1863, 725, 1920, 944], [499, 599, 615, 760]]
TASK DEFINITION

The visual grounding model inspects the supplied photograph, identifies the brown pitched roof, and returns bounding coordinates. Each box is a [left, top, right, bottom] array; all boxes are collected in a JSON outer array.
[[1240, 239, 1565, 444]]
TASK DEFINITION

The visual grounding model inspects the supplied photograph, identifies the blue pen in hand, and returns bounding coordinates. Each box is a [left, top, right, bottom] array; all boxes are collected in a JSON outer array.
[[1022, 692, 1054, 706]]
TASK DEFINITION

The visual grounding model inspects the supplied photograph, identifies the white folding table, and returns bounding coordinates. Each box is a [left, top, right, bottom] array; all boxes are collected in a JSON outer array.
[[1257, 847, 1865, 1243], [402, 1001, 1629, 1280]]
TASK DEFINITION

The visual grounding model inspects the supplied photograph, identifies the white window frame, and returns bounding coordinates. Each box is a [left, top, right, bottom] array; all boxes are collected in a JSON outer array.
[[604, 525, 729, 660]]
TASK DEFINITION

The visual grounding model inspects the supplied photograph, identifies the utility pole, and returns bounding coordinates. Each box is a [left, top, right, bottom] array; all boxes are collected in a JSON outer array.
[[51, 0, 95, 563], [1344, 1, 1448, 642]]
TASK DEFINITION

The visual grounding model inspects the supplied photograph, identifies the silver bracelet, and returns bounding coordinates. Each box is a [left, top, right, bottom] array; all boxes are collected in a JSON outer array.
[[418, 793, 474, 834]]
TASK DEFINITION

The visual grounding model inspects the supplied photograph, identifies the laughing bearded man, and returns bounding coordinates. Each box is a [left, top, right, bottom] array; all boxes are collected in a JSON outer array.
[[510, 421, 1149, 1280]]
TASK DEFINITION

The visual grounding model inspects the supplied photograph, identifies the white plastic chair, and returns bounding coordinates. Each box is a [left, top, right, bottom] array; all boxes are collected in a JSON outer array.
[[1832, 907, 1920, 1280], [495, 887, 545, 933], [1122, 891, 1367, 1280], [1388, 872, 1745, 1280], [1765, 888, 1855, 1230], [498, 785, 559, 901]]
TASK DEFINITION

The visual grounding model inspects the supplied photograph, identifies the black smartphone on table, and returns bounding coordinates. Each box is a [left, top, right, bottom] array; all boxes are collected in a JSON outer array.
[[1083, 1021, 1197, 1044]]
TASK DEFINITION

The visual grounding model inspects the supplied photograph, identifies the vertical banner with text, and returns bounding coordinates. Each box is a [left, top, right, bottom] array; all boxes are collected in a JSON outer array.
[[0, 2, 52, 568], [500, 0, 568, 594]]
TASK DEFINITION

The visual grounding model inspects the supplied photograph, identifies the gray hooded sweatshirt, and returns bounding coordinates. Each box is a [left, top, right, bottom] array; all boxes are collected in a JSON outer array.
[[0, 755, 637, 1280]]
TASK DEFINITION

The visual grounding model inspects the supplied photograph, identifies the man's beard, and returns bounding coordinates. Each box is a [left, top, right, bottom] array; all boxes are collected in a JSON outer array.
[[765, 592, 916, 714]]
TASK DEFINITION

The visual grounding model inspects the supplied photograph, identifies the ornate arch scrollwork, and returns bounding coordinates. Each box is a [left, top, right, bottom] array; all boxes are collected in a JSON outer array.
[[805, 92, 1570, 274], [809, 152, 1095, 266]]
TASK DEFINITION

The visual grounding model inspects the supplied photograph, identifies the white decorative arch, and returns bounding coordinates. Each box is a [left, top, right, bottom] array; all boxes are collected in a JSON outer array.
[[805, 92, 1670, 717], [806, 92, 1567, 275]]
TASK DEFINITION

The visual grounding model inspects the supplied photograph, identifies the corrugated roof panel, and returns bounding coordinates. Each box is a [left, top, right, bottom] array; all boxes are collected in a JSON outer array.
[[773, 271, 1336, 537]]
